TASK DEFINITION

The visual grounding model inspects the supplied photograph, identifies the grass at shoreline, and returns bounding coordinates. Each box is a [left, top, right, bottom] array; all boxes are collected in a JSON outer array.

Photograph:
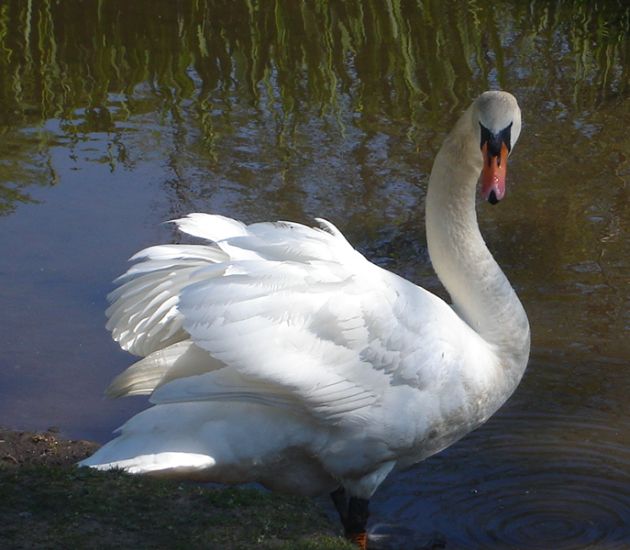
[[0, 428, 352, 549]]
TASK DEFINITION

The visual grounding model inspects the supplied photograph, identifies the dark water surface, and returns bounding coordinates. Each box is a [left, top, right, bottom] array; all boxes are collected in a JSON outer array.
[[0, 2, 628, 548]]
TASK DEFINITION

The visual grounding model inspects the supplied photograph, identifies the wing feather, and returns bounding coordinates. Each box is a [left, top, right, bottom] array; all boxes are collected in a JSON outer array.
[[105, 214, 480, 424]]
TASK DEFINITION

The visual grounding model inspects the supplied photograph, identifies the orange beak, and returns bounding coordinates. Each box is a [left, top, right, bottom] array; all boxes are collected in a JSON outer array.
[[481, 142, 509, 204]]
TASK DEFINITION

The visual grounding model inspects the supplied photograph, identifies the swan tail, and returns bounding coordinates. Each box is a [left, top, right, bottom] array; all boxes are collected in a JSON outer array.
[[79, 401, 333, 494], [79, 451, 216, 477]]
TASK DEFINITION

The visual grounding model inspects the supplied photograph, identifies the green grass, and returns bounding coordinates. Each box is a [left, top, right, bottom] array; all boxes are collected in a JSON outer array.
[[0, 465, 353, 549]]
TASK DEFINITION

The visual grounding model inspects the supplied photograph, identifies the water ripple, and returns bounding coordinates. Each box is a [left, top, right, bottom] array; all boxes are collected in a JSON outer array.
[[372, 409, 630, 550]]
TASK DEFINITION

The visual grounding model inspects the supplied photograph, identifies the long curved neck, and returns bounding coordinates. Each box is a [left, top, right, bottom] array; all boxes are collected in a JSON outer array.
[[425, 108, 530, 377]]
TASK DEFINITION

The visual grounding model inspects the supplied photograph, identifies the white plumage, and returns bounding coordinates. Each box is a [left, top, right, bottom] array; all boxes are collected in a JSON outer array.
[[82, 92, 530, 542]]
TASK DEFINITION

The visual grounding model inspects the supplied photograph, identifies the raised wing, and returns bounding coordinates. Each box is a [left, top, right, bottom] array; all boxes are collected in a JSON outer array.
[[106, 214, 478, 423]]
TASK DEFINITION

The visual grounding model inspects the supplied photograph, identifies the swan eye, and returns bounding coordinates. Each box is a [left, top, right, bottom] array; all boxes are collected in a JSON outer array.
[[479, 122, 512, 156]]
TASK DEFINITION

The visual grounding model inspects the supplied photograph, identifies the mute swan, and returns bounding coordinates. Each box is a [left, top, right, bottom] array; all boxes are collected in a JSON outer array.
[[81, 91, 530, 549]]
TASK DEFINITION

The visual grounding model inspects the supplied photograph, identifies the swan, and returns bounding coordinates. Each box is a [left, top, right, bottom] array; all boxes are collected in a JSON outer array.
[[80, 90, 530, 549]]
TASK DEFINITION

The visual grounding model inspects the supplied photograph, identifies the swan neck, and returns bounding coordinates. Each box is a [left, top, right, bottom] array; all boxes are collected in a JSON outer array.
[[425, 109, 530, 373]]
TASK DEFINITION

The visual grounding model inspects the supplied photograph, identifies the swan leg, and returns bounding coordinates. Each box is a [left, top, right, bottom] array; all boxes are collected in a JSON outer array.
[[330, 486, 348, 524], [330, 488, 370, 549], [345, 497, 370, 549]]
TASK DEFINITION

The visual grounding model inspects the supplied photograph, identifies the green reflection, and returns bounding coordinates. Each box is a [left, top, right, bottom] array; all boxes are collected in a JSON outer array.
[[0, 0, 628, 213]]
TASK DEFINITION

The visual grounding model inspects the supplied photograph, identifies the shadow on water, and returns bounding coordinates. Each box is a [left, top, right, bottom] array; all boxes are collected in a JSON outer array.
[[0, 1, 628, 548]]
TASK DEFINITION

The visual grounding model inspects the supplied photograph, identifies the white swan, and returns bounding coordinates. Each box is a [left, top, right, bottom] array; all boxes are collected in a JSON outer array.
[[81, 91, 530, 549]]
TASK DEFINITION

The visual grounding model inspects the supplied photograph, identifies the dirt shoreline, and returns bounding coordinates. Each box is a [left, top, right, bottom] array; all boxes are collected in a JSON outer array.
[[0, 427, 100, 468], [0, 427, 350, 549]]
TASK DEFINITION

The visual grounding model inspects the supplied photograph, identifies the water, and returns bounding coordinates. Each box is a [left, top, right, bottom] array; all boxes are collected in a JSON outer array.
[[0, 2, 628, 548]]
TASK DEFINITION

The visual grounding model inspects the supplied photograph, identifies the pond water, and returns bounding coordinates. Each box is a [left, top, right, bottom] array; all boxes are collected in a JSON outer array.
[[0, 1, 628, 548]]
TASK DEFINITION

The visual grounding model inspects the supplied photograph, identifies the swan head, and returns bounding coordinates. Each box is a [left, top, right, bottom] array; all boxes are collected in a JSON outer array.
[[474, 91, 522, 204]]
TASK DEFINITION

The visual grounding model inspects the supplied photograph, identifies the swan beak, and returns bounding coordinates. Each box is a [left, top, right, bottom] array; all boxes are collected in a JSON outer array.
[[481, 142, 508, 204]]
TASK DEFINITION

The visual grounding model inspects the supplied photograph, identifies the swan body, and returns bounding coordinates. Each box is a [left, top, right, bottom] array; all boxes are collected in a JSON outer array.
[[81, 91, 530, 542]]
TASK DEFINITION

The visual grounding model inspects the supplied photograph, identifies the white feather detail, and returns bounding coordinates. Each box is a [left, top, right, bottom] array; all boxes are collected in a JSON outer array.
[[103, 214, 492, 424], [106, 341, 222, 398]]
